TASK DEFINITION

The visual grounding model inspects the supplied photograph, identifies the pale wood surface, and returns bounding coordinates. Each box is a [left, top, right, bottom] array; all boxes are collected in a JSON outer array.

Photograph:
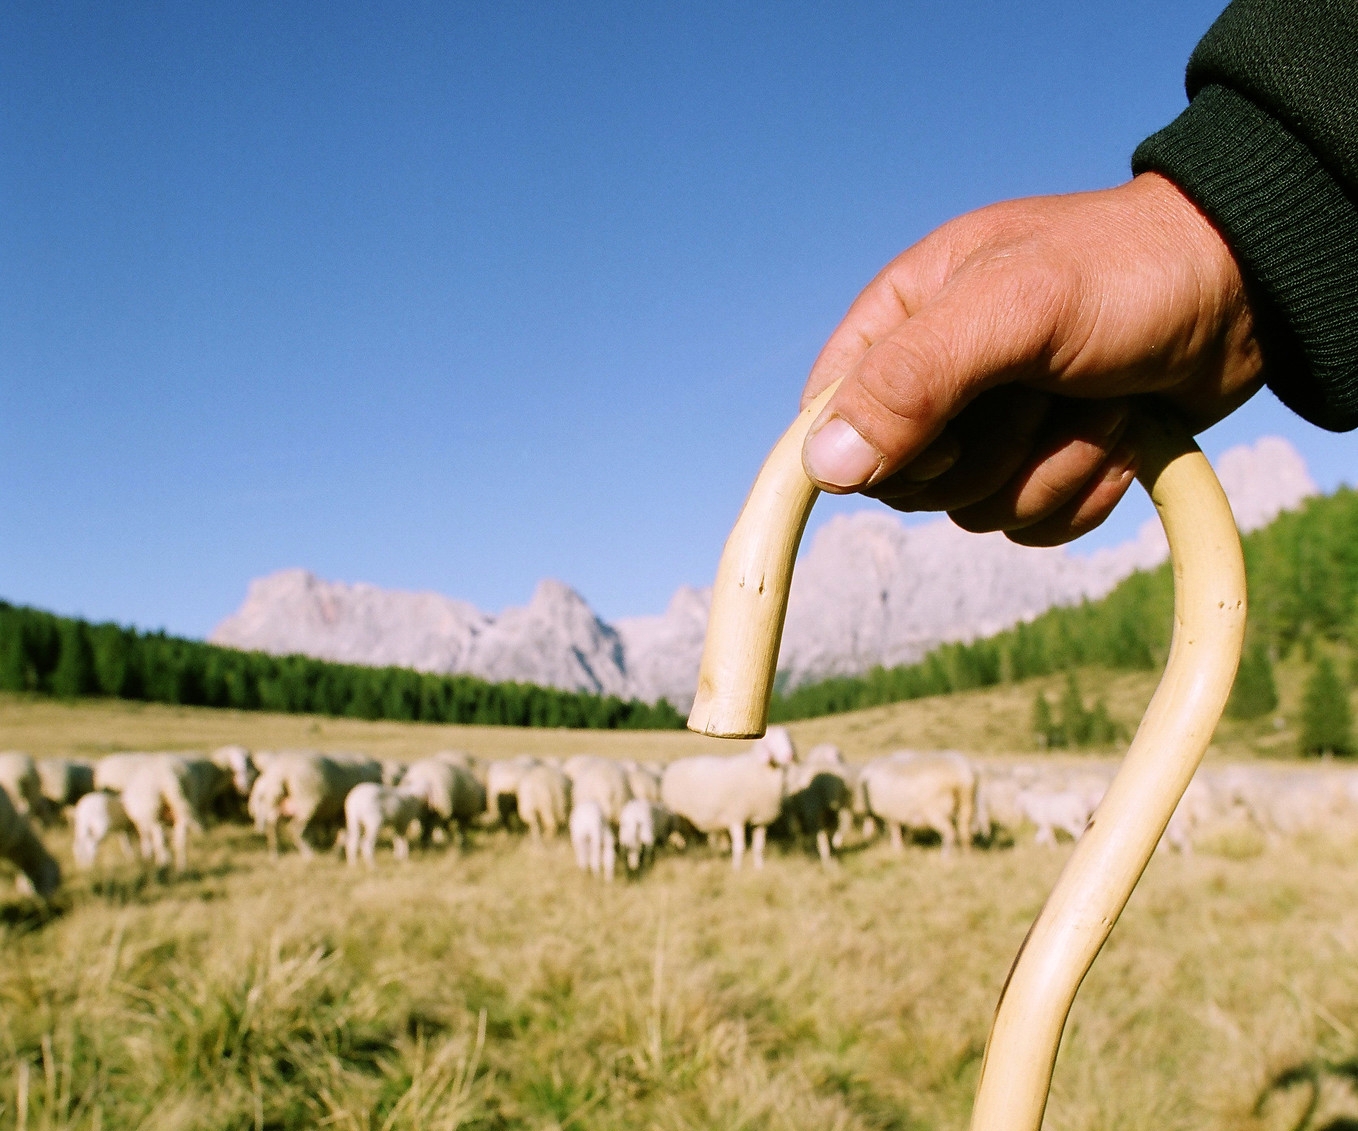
[[685, 399, 1246, 1131]]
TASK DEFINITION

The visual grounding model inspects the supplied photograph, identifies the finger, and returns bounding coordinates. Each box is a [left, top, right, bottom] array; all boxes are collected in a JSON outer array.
[[800, 229, 967, 409], [1003, 441, 1140, 547], [801, 254, 1068, 492], [867, 386, 1050, 513], [946, 398, 1130, 533]]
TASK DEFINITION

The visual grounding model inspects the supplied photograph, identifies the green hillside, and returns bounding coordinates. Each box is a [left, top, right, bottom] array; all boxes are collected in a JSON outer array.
[[771, 487, 1358, 731]]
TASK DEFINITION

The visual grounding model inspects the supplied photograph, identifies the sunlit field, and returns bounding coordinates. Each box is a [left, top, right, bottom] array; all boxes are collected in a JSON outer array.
[[4, 683, 1358, 1130]]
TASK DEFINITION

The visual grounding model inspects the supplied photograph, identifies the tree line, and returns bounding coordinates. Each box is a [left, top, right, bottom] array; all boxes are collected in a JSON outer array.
[[771, 487, 1358, 751], [0, 602, 685, 730]]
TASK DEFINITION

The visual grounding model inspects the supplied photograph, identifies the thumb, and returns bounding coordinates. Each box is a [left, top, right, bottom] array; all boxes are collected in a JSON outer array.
[[801, 259, 1062, 491]]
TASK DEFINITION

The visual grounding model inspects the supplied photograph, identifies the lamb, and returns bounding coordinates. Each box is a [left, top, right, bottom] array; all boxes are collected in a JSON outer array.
[[516, 763, 570, 841], [0, 751, 45, 821], [343, 782, 426, 865], [118, 757, 204, 871], [0, 786, 60, 898], [858, 750, 977, 854], [618, 798, 673, 874], [248, 751, 382, 857], [72, 790, 135, 869], [398, 758, 486, 844], [570, 799, 615, 881], [660, 726, 796, 870], [35, 757, 95, 815]]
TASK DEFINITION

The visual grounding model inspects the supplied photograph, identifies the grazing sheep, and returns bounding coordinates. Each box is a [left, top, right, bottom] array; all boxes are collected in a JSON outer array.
[[120, 757, 204, 872], [94, 752, 166, 793], [781, 766, 852, 866], [35, 757, 95, 816], [1016, 785, 1095, 847], [620, 760, 663, 804], [661, 726, 797, 870], [72, 790, 134, 869], [430, 749, 487, 786], [485, 756, 540, 828], [209, 746, 258, 816], [565, 756, 630, 826], [618, 798, 673, 874], [858, 750, 977, 854], [0, 751, 45, 820], [344, 782, 425, 865], [516, 763, 570, 841], [398, 758, 486, 843], [0, 787, 60, 898], [570, 799, 615, 881], [248, 751, 382, 858]]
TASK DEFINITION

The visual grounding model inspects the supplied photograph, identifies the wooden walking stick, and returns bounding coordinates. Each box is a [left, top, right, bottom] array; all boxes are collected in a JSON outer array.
[[688, 380, 1247, 1131]]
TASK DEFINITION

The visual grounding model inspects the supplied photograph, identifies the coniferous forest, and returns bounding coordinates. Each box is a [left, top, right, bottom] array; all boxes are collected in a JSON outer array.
[[769, 486, 1358, 725], [3, 487, 1354, 733], [0, 602, 684, 730]]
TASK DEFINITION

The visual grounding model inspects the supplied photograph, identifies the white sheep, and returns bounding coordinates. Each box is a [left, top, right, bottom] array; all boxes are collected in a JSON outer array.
[[35, 757, 95, 816], [72, 790, 135, 869], [248, 751, 382, 858], [210, 745, 258, 815], [565, 756, 630, 825], [660, 726, 796, 870], [398, 758, 487, 844], [618, 798, 673, 874], [485, 756, 540, 827], [570, 798, 615, 881], [0, 751, 45, 821], [343, 782, 425, 865], [858, 750, 977, 854], [120, 757, 204, 872], [516, 763, 570, 841]]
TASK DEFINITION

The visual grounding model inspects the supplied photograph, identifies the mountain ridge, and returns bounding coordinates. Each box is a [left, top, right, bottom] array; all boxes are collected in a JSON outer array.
[[210, 435, 1319, 710]]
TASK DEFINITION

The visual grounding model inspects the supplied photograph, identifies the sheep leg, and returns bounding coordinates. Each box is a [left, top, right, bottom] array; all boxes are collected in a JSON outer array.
[[751, 824, 766, 870], [344, 819, 360, 866], [603, 826, 616, 883], [148, 823, 169, 868], [832, 808, 853, 850], [888, 822, 904, 852], [393, 834, 409, 862], [816, 828, 833, 867], [729, 822, 746, 870], [362, 822, 378, 866], [172, 819, 189, 872]]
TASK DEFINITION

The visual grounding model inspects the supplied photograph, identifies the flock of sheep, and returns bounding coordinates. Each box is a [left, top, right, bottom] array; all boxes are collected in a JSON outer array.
[[4, 729, 1358, 901]]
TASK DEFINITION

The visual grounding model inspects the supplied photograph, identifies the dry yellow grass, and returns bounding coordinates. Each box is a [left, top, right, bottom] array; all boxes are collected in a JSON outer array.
[[4, 682, 1358, 1130]]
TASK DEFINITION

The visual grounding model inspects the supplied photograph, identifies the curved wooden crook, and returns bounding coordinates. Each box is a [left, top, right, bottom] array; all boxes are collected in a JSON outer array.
[[688, 383, 1246, 1131]]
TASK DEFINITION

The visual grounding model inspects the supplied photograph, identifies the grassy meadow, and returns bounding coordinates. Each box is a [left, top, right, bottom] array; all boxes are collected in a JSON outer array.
[[4, 672, 1358, 1131]]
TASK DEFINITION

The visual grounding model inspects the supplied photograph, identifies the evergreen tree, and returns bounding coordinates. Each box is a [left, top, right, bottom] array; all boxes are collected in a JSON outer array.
[[51, 620, 97, 698], [1059, 673, 1092, 748], [1300, 657, 1354, 757], [1226, 641, 1279, 720], [1032, 690, 1056, 749]]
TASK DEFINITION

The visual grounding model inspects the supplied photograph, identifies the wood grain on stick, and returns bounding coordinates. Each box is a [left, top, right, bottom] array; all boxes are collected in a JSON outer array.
[[688, 395, 1246, 1131]]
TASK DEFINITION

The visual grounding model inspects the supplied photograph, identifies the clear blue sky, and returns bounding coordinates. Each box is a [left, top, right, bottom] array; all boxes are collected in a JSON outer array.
[[3, 1, 1352, 636]]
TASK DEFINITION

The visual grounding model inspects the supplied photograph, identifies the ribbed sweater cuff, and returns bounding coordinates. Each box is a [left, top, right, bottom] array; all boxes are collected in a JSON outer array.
[[1133, 83, 1358, 432]]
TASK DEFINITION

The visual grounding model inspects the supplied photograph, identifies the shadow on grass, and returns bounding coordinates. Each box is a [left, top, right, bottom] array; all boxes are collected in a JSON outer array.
[[0, 892, 68, 933], [1257, 1056, 1358, 1131]]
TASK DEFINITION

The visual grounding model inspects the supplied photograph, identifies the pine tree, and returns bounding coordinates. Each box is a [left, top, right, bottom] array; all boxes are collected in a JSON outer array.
[[1059, 673, 1092, 747], [50, 620, 97, 698], [1032, 690, 1056, 749], [1227, 641, 1279, 720], [1300, 657, 1354, 757]]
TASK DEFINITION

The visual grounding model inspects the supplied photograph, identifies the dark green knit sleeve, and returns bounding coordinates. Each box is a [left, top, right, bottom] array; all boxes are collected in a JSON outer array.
[[1133, 0, 1358, 432]]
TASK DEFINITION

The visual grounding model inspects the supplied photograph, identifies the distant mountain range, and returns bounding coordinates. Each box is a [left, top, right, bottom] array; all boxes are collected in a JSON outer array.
[[211, 436, 1318, 710]]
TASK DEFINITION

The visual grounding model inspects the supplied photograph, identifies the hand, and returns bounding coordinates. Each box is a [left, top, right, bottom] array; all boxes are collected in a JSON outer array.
[[800, 172, 1264, 546]]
